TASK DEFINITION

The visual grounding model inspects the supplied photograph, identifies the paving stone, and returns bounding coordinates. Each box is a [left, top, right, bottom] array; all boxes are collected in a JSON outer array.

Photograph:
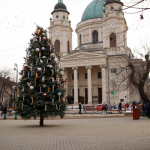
[[0, 117, 150, 150]]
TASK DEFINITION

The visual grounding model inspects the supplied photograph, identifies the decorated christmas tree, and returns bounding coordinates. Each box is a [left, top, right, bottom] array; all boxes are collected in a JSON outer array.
[[16, 26, 66, 126]]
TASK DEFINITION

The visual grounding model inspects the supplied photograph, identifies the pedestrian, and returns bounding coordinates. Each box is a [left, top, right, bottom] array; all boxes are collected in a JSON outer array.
[[146, 104, 150, 118], [3, 107, 7, 118], [79, 103, 82, 114], [119, 102, 122, 113], [145, 103, 148, 117], [102, 104, 107, 118], [142, 103, 145, 116], [1, 106, 3, 116]]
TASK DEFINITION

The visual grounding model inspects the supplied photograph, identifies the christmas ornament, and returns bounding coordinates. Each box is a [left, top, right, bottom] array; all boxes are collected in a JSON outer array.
[[56, 74, 59, 80], [38, 52, 41, 58], [43, 93, 47, 97], [31, 97, 33, 105], [42, 76, 45, 82], [42, 56, 46, 59], [55, 65, 57, 72], [43, 84, 46, 88], [50, 53, 55, 58], [52, 84, 55, 93], [52, 98, 54, 105], [52, 78, 55, 82], [51, 69, 54, 75], [42, 33, 45, 35], [42, 47, 45, 50], [23, 95, 25, 101], [48, 88, 50, 92], [43, 67, 45, 73], [47, 59, 49, 64], [40, 59, 43, 63], [22, 86, 24, 92], [36, 58, 39, 64], [37, 68, 42, 71], [37, 30, 40, 35], [58, 91, 62, 100], [45, 104, 47, 111], [28, 72, 30, 79], [27, 82, 30, 86], [30, 86, 34, 90], [35, 48, 40, 52], [47, 65, 53, 68], [42, 37, 46, 40], [39, 36, 41, 43]]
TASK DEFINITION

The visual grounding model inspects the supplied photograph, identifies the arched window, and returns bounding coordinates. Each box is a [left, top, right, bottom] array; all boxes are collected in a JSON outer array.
[[67, 41, 70, 53], [110, 33, 116, 47], [93, 30, 98, 43], [55, 40, 60, 52], [80, 34, 82, 45]]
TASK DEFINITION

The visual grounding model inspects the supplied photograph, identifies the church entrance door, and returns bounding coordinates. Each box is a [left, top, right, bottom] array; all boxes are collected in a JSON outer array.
[[98, 88, 102, 104]]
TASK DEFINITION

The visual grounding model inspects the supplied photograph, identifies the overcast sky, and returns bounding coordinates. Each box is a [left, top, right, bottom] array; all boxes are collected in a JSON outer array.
[[0, 0, 150, 74]]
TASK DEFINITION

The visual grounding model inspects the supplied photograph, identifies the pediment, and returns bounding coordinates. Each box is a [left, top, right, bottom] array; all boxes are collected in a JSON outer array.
[[61, 52, 105, 60]]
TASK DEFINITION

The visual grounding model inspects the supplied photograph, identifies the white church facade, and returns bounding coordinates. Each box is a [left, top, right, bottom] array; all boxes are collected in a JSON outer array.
[[48, 0, 135, 105]]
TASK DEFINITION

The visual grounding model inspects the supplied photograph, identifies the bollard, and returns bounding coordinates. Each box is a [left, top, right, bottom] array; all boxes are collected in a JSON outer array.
[[14, 113, 17, 120]]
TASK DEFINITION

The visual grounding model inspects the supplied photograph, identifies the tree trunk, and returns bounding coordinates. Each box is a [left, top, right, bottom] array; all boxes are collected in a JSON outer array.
[[40, 116, 44, 126], [138, 87, 149, 103]]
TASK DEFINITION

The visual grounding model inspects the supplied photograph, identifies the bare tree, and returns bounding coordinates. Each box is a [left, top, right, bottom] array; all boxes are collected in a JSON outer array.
[[0, 68, 16, 106]]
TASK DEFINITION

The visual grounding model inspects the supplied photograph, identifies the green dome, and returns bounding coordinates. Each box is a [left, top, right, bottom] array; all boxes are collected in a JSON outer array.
[[81, 0, 105, 22]]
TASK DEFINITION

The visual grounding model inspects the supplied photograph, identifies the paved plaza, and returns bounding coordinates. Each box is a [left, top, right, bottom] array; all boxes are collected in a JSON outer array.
[[0, 117, 150, 150]]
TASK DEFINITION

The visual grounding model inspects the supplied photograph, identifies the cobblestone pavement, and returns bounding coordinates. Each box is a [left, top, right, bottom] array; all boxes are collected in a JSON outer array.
[[0, 117, 150, 150]]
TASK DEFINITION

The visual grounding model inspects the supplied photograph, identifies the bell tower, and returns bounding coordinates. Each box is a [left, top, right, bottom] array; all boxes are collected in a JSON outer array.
[[102, 0, 128, 50], [48, 0, 73, 56]]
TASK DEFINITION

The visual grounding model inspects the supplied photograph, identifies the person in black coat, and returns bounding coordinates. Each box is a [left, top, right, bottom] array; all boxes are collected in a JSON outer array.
[[3, 107, 7, 117], [79, 103, 82, 114]]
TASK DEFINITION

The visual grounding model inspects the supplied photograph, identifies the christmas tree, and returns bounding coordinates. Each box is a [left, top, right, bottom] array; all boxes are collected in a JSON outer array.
[[16, 26, 66, 126]]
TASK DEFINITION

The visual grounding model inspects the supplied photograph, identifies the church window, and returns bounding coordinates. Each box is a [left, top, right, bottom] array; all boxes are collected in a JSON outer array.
[[78, 73, 79, 79], [93, 30, 98, 43], [67, 41, 70, 53], [55, 40, 60, 52], [80, 34, 82, 45], [85, 73, 87, 79], [110, 33, 116, 47], [56, 15, 59, 18], [98, 72, 102, 78], [72, 74, 74, 80]]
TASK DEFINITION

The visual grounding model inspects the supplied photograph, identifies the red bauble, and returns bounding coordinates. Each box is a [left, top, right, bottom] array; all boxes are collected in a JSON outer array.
[[43, 93, 47, 97], [62, 78, 65, 82]]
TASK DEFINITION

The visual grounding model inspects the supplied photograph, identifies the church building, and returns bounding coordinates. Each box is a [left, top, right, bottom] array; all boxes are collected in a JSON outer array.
[[48, 0, 133, 105]]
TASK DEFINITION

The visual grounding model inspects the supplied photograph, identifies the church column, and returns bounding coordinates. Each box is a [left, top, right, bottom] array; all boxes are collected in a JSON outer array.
[[72, 67, 78, 105], [85, 66, 92, 105], [99, 64, 107, 104], [89, 28, 92, 43], [99, 27, 101, 41]]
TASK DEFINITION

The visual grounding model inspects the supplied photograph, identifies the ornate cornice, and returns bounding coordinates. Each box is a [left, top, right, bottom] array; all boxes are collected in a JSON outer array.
[[72, 66, 78, 70]]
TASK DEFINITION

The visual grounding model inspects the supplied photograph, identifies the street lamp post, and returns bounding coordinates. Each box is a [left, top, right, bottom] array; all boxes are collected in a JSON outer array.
[[110, 74, 115, 105], [14, 63, 18, 119]]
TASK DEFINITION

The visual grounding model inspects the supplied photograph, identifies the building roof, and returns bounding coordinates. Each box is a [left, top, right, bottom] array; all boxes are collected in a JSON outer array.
[[81, 0, 105, 22], [51, 1, 70, 14]]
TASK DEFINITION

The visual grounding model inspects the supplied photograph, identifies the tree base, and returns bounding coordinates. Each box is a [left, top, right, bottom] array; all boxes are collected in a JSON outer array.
[[40, 120, 44, 126]]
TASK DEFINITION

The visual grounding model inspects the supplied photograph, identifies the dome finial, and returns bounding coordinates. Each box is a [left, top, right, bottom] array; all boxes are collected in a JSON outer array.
[[58, 0, 63, 3]]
